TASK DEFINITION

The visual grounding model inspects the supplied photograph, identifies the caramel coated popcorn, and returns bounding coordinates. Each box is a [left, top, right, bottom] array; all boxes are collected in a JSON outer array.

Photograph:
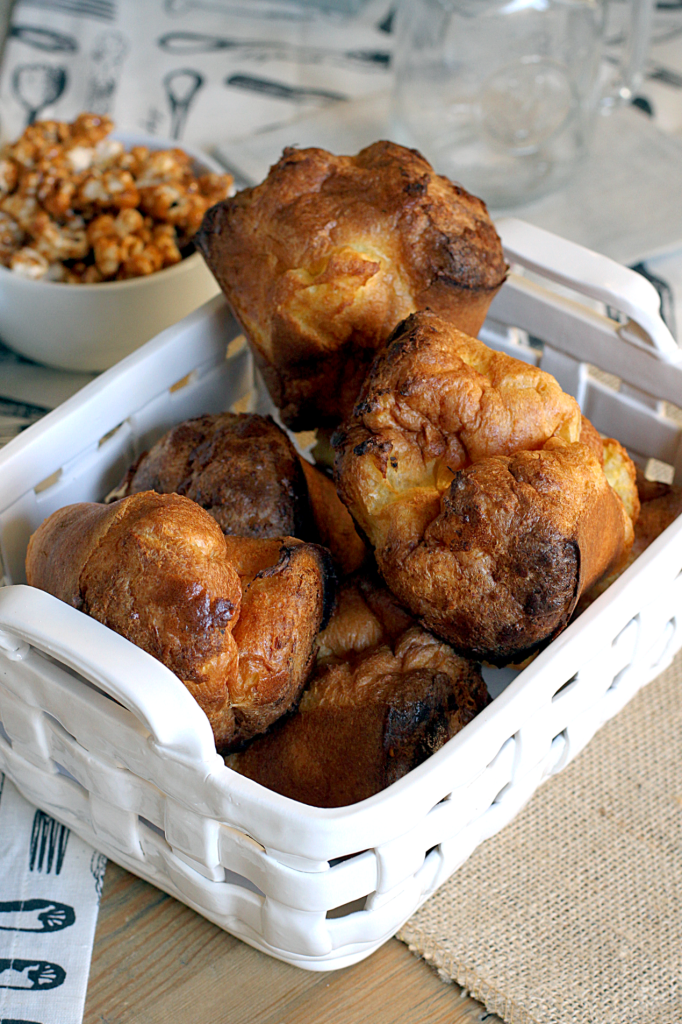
[[0, 113, 233, 283]]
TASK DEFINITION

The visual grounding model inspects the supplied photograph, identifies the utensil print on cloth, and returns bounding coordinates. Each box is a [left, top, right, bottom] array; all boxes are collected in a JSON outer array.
[[648, 62, 682, 86], [90, 851, 107, 897], [157, 33, 391, 69], [86, 30, 129, 114], [225, 73, 346, 103], [164, 69, 204, 139], [0, 959, 66, 991], [9, 25, 79, 53], [11, 64, 68, 127], [0, 899, 76, 933], [164, 0, 312, 19], [18, 0, 116, 20], [377, 7, 396, 32], [0, 398, 49, 447], [29, 811, 70, 875]]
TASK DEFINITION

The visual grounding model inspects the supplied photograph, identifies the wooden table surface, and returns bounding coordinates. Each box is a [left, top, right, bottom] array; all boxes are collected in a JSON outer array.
[[84, 861, 502, 1024]]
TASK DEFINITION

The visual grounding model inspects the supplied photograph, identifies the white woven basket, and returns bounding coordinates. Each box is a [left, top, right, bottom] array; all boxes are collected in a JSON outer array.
[[0, 219, 681, 971]]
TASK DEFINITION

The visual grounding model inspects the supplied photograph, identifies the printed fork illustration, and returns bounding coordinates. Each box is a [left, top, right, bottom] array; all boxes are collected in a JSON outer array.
[[29, 810, 70, 874]]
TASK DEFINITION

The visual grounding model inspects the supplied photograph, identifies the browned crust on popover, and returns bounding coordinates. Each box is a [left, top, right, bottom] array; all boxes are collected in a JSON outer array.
[[113, 410, 367, 575], [26, 491, 334, 751], [196, 141, 508, 430], [227, 575, 489, 807], [575, 472, 682, 612], [222, 535, 335, 746], [117, 411, 314, 540], [298, 456, 368, 575], [333, 311, 637, 665]]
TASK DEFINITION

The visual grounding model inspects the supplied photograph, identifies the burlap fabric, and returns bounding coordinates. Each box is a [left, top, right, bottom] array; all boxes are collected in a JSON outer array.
[[397, 650, 682, 1024]]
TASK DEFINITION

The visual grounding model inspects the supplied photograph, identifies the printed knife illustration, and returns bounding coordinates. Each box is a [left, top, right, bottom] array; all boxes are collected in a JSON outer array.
[[9, 25, 79, 53], [157, 32, 390, 69], [165, 0, 322, 19], [225, 73, 346, 103]]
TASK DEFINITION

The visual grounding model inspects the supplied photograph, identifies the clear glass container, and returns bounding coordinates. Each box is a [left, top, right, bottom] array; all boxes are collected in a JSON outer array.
[[391, 0, 653, 208]]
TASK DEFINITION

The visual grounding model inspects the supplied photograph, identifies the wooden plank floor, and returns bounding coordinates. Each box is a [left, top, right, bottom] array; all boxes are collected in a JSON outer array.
[[84, 862, 502, 1024]]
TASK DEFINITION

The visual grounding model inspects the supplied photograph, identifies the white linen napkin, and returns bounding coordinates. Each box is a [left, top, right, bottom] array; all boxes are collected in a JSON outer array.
[[0, 0, 394, 441], [0, 0, 394, 151], [0, 774, 105, 1024]]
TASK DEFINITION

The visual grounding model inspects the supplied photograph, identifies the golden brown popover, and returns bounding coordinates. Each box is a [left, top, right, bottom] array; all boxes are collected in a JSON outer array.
[[196, 141, 508, 430], [26, 491, 334, 751], [227, 574, 489, 806], [334, 310, 640, 665], [114, 411, 367, 575], [298, 455, 368, 575], [576, 471, 682, 612], [114, 411, 314, 540]]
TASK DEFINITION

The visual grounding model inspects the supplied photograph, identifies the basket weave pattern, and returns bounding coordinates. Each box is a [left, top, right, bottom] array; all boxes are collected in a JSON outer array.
[[1, 226, 681, 970]]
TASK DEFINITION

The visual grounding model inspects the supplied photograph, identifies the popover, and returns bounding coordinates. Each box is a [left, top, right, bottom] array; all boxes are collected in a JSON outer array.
[[334, 310, 639, 664], [196, 141, 507, 430], [227, 574, 489, 806], [26, 491, 334, 751]]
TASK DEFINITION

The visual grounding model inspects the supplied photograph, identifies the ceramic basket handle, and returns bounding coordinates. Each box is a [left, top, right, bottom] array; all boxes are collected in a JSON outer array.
[[0, 585, 217, 764], [496, 217, 679, 359]]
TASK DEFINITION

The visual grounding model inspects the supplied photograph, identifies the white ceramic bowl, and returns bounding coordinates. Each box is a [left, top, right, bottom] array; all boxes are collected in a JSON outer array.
[[0, 132, 225, 372]]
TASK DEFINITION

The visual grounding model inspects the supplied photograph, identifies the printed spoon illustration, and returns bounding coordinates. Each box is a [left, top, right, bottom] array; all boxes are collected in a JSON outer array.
[[163, 68, 204, 139], [0, 899, 76, 933], [0, 958, 66, 990], [11, 64, 68, 126]]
